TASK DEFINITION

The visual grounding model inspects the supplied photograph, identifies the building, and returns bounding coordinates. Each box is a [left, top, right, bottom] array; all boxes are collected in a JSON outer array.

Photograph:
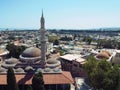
[[59, 54, 87, 77], [112, 50, 120, 64], [0, 12, 74, 90]]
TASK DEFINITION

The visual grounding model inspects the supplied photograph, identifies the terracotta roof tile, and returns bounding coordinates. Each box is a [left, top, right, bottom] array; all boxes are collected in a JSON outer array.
[[0, 71, 74, 85]]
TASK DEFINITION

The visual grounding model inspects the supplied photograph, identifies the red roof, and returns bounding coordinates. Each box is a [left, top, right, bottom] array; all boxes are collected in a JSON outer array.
[[44, 71, 74, 84], [0, 71, 74, 85]]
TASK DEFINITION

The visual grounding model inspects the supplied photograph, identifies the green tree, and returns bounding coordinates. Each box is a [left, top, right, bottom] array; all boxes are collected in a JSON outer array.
[[97, 39, 105, 49], [97, 39, 119, 49], [86, 36, 92, 45], [8, 35, 15, 40], [7, 68, 19, 90], [118, 42, 120, 49], [58, 47, 65, 56], [59, 50, 64, 56], [83, 36, 92, 45], [84, 57, 120, 90], [89, 60, 111, 89], [48, 35, 58, 42], [53, 39, 59, 45], [107, 65, 120, 90], [6, 43, 27, 58], [32, 72, 45, 90], [60, 36, 72, 41], [27, 85, 33, 90], [84, 56, 97, 75]]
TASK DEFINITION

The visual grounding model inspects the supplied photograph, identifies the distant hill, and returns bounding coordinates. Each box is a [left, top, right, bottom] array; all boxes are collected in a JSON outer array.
[[99, 27, 120, 31], [0, 28, 38, 31], [0, 27, 120, 31]]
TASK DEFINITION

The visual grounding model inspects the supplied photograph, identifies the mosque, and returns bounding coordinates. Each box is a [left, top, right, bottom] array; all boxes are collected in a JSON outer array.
[[0, 12, 74, 90]]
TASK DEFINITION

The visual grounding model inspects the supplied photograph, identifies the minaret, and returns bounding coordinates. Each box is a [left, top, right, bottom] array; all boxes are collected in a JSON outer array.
[[40, 10, 46, 65]]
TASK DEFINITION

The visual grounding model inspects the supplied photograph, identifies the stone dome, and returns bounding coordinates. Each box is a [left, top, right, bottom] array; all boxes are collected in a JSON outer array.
[[53, 68, 61, 72], [37, 68, 43, 72], [44, 68, 51, 72], [25, 66, 34, 72], [0, 67, 6, 72], [1, 62, 16, 69], [22, 47, 41, 57], [47, 60, 58, 64], [5, 58, 18, 64], [15, 68, 24, 73], [46, 59, 61, 68]]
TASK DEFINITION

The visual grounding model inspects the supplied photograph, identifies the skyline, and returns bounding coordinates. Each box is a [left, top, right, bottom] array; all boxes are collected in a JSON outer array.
[[0, 0, 120, 29]]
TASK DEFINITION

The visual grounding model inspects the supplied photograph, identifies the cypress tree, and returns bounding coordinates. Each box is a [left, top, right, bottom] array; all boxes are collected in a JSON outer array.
[[7, 68, 19, 90], [32, 72, 45, 90], [27, 85, 33, 90]]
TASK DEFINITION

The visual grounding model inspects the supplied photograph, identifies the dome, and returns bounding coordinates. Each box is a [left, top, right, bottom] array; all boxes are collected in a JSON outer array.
[[1, 62, 16, 69], [37, 68, 43, 72], [0, 67, 6, 72], [44, 68, 51, 72], [46, 59, 61, 68], [0, 49, 4, 54], [97, 52, 110, 59], [47, 60, 58, 64], [25, 66, 34, 72], [53, 68, 61, 72], [15, 68, 24, 73], [22, 47, 41, 57], [0, 48, 9, 56], [5, 58, 18, 64], [102, 50, 111, 56]]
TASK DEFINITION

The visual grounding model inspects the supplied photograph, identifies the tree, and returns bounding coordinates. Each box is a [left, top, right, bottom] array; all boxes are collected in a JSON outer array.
[[32, 72, 45, 90], [107, 65, 120, 90], [59, 50, 64, 56], [97, 39, 120, 49], [84, 56, 97, 75], [58, 47, 65, 56], [53, 39, 59, 45], [118, 42, 120, 49], [89, 60, 111, 90], [8, 36, 15, 40], [97, 39, 105, 49], [27, 85, 32, 90], [84, 56, 120, 90], [7, 68, 19, 90], [59, 36, 72, 41], [83, 36, 92, 45], [48, 35, 58, 42], [86, 36, 92, 45], [6, 43, 27, 58]]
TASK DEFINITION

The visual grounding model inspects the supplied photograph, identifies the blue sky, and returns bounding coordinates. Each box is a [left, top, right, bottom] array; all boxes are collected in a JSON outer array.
[[0, 0, 120, 29]]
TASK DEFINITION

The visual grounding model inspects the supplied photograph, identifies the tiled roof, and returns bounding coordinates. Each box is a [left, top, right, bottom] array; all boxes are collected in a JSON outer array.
[[0, 71, 74, 85], [44, 71, 74, 84]]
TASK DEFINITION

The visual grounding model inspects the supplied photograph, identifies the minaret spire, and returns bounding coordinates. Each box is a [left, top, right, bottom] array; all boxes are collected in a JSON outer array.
[[42, 9, 43, 18], [40, 10, 46, 66], [41, 10, 45, 29]]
